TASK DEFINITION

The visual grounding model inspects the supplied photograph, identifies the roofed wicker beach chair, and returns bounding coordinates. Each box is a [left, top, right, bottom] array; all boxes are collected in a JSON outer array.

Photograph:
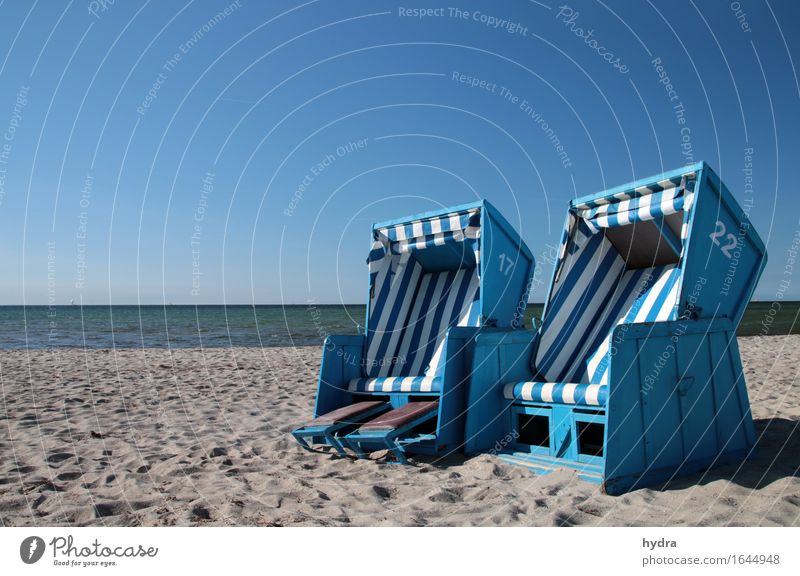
[[293, 200, 534, 463], [463, 162, 767, 493]]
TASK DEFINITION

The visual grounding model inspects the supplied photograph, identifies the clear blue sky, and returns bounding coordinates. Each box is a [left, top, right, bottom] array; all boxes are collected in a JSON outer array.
[[0, 0, 798, 305]]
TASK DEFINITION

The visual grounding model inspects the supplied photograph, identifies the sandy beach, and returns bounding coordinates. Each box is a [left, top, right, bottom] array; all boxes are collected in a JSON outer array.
[[1, 336, 798, 527]]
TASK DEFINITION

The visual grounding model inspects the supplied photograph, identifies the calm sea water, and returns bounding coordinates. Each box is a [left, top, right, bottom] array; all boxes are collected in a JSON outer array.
[[0, 303, 795, 349]]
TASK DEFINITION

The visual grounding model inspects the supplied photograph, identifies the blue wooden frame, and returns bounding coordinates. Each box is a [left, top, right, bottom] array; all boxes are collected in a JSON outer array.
[[463, 162, 767, 493]]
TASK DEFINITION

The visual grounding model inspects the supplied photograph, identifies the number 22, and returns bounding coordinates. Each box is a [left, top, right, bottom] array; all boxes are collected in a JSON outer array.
[[709, 220, 737, 258]]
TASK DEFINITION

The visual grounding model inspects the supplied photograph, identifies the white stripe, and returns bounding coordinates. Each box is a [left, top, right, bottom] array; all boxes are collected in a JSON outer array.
[[542, 248, 625, 380], [684, 191, 694, 211], [632, 268, 673, 323], [371, 256, 421, 377], [655, 268, 681, 321], [406, 272, 448, 376], [393, 273, 432, 373], [456, 273, 480, 326], [380, 259, 423, 376], [585, 384, 600, 406], [400, 377, 414, 392], [425, 269, 469, 376], [448, 214, 461, 232], [585, 271, 649, 380], [365, 254, 400, 369], [521, 381, 535, 401], [540, 383, 555, 403], [537, 238, 622, 378], [562, 383, 577, 404]]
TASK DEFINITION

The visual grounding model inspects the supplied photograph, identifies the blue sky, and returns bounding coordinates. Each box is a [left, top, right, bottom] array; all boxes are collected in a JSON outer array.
[[0, 0, 798, 305]]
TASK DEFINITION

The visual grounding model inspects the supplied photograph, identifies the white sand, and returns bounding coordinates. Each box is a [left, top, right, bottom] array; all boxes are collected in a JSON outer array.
[[1, 336, 798, 526]]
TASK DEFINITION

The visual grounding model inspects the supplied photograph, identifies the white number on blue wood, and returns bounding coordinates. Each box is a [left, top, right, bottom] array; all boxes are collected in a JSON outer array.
[[709, 220, 738, 258], [498, 253, 515, 275]]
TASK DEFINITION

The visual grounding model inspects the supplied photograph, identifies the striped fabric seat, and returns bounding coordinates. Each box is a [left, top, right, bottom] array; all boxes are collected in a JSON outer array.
[[535, 220, 682, 386], [363, 209, 482, 385], [517, 173, 695, 407], [504, 382, 607, 406], [349, 376, 441, 394]]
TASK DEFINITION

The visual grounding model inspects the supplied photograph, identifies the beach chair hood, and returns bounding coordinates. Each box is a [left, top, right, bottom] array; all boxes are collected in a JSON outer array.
[[363, 201, 533, 381], [534, 162, 766, 386]]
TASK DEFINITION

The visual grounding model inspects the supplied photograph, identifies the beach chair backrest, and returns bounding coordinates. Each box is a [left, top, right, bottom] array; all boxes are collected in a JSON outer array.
[[533, 173, 693, 384], [364, 209, 482, 378]]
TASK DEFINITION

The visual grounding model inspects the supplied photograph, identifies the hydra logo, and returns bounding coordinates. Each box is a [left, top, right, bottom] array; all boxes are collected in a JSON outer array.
[[20, 536, 46, 564]]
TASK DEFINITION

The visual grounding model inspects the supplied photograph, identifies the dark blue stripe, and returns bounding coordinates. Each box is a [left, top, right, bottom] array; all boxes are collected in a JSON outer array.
[[585, 268, 651, 383], [549, 248, 625, 381], [399, 272, 442, 376], [539, 238, 618, 378], [369, 259, 419, 376], [415, 270, 457, 374]]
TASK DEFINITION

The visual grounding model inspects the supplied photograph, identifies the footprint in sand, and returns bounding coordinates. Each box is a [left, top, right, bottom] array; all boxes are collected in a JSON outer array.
[[56, 471, 83, 482], [47, 452, 76, 465]]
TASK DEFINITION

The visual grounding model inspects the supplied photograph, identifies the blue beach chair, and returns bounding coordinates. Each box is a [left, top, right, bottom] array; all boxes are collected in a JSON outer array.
[[293, 200, 534, 463], [464, 162, 767, 493]]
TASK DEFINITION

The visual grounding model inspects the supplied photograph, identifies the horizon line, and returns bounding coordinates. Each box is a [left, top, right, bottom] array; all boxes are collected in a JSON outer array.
[[0, 300, 791, 307]]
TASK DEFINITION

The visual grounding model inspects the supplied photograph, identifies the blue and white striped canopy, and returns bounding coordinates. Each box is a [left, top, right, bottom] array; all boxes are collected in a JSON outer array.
[[574, 173, 694, 236]]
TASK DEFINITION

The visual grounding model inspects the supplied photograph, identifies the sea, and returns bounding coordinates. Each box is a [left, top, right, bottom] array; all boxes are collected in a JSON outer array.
[[0, 302, 796, 349]]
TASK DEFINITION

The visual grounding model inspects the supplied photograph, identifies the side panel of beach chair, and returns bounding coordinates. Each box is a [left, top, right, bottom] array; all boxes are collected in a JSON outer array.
[[603, 318, 756, 494], [296, 200, 534, 461], [466, 162, 767, 493]]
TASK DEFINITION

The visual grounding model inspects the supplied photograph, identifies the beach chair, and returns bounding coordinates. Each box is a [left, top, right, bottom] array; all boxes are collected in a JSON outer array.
[[464, 162, 767, 494], [294, 200, 534, 462]]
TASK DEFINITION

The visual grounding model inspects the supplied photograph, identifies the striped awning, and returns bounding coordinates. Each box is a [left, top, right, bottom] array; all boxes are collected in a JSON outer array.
[[575, 173, 694, 234], [375, 209, 480, 243], [369, 208, 481, 272]]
